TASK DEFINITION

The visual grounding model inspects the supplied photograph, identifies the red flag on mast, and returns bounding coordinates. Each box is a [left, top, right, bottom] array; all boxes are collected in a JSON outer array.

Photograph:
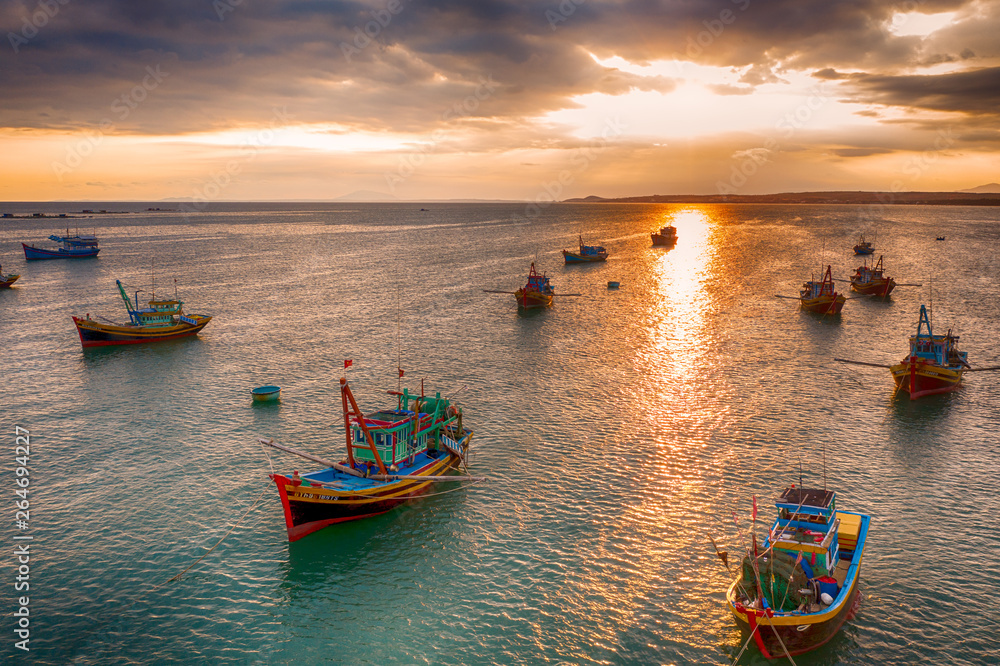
[[344, 359, 352, 368], [398, 368, 404, 377]]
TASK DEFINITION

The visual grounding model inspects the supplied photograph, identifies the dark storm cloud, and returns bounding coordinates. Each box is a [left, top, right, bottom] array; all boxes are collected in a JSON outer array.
[[0, 0, 995, 137], [846, 67, 1000, 116]]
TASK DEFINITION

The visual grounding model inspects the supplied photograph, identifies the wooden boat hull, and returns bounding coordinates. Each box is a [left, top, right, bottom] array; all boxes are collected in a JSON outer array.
[[851, 278, 895, 296], [72, 315, 211, 347], [562, 250, 607, 263], [514, 288, 553, 309], [727, 511, 870, 659], [800, 294, 846, 314], [730, 583, 860, 659], [889, 359, 963, 399], [853, 246, 874, 255], [1, 274, 19, 287], [23, 243, 100, 260], [651, 234, 677, 246], [271, 451, 461, 542]]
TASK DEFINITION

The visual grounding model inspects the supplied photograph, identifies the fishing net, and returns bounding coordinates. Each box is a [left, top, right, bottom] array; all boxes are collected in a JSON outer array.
[[741, 550, 811, 612]]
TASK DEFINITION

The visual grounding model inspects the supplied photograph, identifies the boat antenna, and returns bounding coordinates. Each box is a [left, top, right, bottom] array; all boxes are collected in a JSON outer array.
[[798, 457, 803, 489], [929, 277, 933, 329], [823, 438, 827, 492], [396, 280, 402, 394], [174, 278, 178, 301]]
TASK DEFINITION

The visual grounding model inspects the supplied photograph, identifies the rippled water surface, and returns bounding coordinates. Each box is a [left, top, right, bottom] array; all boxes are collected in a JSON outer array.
[[2, 202, 999, 665]]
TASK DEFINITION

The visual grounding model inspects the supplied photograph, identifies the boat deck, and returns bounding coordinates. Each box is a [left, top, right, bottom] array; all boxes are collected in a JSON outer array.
[[296, 449, 453, 490]]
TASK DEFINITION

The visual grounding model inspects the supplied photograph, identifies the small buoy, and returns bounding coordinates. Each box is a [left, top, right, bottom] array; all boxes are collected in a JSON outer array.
[[820, 592, 834, 605]]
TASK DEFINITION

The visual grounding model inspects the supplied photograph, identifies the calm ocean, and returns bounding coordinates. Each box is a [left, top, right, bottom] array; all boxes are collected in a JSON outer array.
[[1, 202, 998, 665]]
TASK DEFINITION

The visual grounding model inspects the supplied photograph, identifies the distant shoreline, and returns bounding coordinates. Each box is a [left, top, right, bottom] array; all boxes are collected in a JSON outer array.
[[563, 191, 1000, 206]]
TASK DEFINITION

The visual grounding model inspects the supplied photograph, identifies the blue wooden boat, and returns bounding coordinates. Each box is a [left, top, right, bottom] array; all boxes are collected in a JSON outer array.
[[562, 235, 608, 262], [607, 281, 620, 289], [23, 232, 100, 259], [252, 385, 282, 402], [852, 234, 875, 255], [263, 377, 477, 541], [726, 486, 870, 659], [72, 279, 211, 347]]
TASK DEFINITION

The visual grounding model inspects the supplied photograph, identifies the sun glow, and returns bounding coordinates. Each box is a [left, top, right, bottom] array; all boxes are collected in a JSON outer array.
[[154, 124, 428, 153], [545, 56, 872, 141], [887, 10, 959, 37]]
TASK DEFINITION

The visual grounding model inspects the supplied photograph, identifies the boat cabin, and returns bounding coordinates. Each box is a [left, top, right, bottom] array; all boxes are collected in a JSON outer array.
[[907, 305, 966, 368], [350, 389, 457, 467], [50, 234, 99, 249], [769, 487, 840, 577], [525, 264, 553, 294], [800, 265, 837, 300]]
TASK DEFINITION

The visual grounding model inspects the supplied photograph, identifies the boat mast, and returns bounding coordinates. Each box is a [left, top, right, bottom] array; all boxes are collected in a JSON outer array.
[[340, 378, 388, 475]]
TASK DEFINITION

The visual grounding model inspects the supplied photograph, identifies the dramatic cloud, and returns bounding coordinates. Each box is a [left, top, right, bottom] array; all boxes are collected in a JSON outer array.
[[0, 0, 998, 199]]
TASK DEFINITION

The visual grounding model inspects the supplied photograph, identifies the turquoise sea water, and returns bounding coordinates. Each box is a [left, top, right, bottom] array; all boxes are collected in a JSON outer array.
[[2, 202, 999, 665]]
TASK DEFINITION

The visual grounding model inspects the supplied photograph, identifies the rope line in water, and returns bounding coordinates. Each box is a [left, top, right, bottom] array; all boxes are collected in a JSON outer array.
[[162, 481, 273, 586], [67, 480, 274, 658], [731, 623, 760, 665]]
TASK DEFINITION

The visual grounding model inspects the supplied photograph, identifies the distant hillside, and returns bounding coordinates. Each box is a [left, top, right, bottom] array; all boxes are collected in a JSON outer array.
[[334, 190, 398, 202], [958, 183, 1000, 194], [563, 191, 1000, 205]]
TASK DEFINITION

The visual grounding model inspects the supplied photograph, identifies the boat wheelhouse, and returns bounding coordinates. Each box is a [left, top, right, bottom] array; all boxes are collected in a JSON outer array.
[[562, 235, 608, 263], [799, 265, 846, 314], [23, 232, 100, 259], [850, 255, 896, 296], [889, 304, 967, 399], [727, 486, 870, 659], [266, 378, 475, 541], [651, 225, 677, 247], [72, 279, 211, 347]]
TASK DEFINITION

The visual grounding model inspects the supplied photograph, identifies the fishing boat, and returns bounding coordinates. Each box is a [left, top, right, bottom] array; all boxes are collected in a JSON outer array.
[[889, 304, 968, 399], [515, 262, 555, 308], [798, 266, 846, 314], [483, 263, 581, 309], [562, 235, 608, 263], [651, 225, 678, 247], [725, 485, 870, 659], [263, 377, 476, 541], [0, 266, 19, 287], [22, 232, 100, 259], [72, 279, 212, 347], [850, 255, 896, 296], [852, 234, 874, 255]]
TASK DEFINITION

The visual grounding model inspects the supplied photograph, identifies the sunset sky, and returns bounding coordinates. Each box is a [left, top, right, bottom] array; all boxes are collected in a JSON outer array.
[[1, 0, 998, 201]]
